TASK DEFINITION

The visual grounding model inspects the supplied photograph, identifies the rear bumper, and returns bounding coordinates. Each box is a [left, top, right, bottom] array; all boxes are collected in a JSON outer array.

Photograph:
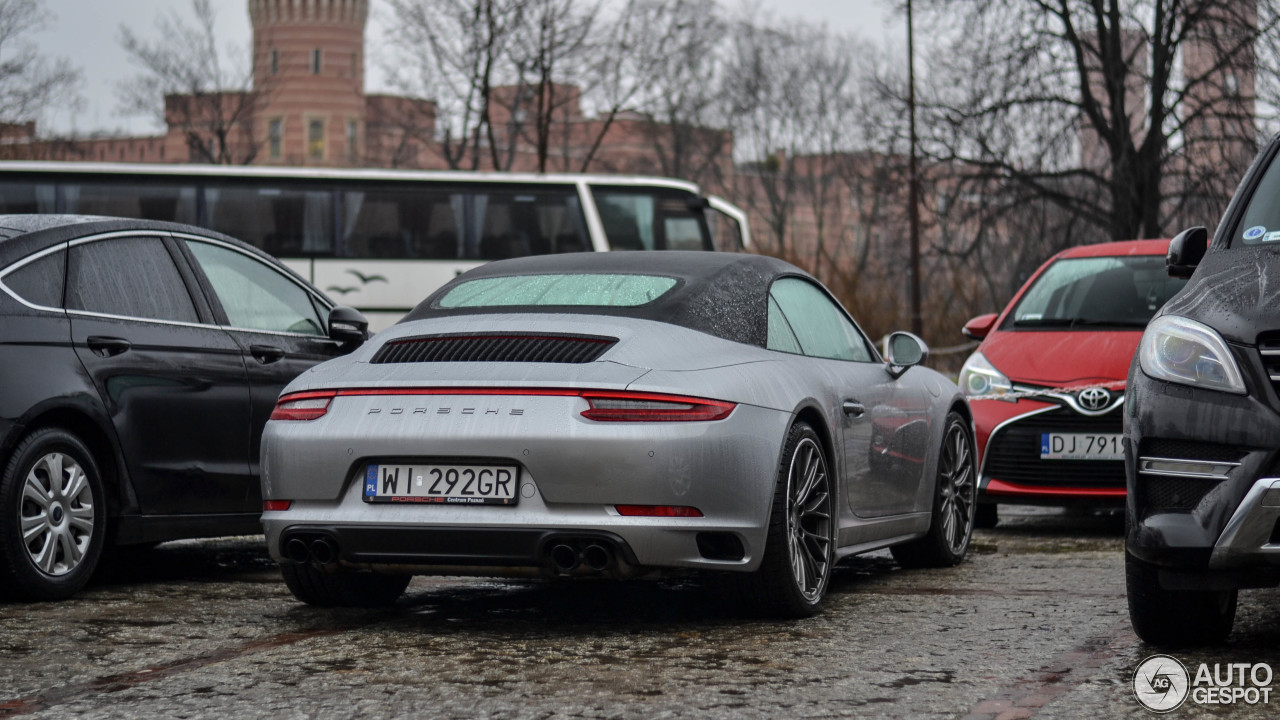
[[261, 394, 790, 574]]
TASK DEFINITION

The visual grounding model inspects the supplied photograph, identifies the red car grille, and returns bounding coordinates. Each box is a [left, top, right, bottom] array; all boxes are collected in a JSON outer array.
[[371, 333, 617, 365], [983, 408, 1125, 488]]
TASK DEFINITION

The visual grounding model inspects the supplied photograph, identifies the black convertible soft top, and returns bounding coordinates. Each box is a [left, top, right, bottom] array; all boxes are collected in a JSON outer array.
[[403, 251, 811, 348]]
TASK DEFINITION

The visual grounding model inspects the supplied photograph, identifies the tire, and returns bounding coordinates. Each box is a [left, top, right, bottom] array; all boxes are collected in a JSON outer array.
[[974, 503, 998, 529], [1125, 552, 1236, 646], [891, 412, 976, 569], [0, 427, 107, 601], [281, 563, 410, 608], [727, 422, 835, 618]]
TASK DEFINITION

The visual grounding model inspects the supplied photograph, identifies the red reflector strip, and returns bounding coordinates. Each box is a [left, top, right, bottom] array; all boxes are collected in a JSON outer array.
[[263, 500, 293, 512], [272, 388, 736, 423], [615, 505, 703, 517]]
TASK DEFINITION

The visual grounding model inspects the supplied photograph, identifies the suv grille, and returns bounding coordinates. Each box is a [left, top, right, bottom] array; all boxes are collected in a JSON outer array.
[[371, 333, 617, 365], [983, 408, 1124, 487], [1139, 477, 1222, 519], [1257, 331, 1280, 400], [1139, 439, 1244, 464]]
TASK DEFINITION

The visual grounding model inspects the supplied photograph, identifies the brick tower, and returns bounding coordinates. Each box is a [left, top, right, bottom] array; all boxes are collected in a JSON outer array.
[[249, 0, 369, 166]]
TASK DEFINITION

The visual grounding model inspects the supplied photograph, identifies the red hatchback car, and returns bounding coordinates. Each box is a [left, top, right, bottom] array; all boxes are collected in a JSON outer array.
[[959, 240, 1186, 527]]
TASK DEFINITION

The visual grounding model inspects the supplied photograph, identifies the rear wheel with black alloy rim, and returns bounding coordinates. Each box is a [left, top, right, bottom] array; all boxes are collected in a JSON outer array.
[[727, 422, 834, 618], [0, 427, 107, 601], [892, 412, 976, 568]]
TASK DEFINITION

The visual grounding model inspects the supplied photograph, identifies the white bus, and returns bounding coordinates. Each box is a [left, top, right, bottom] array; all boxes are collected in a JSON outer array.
[[0, 162, 750, 330]]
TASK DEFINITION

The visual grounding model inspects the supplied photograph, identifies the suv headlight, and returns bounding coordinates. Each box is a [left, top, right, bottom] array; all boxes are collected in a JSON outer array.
[[959, 351, 1014, 400], [1139, 315, 1246, 394]]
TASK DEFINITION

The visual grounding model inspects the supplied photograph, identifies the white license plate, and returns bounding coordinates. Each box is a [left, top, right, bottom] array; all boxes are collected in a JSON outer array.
[[1039, 433, 1122, 461], [363, 463, 519, 505]]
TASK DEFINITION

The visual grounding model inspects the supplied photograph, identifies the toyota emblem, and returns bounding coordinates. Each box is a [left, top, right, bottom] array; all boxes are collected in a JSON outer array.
[[1077, 387, 1111, 411]]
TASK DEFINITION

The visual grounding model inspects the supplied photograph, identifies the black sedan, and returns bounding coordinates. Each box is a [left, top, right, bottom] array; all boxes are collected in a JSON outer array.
[[0, 215, 367, 600]]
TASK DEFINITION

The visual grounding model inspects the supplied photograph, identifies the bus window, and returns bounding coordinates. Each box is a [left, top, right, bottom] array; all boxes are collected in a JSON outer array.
[[205, 184, 333, 256], [591, 188, 711, 251], [472, 188, 589, 259], [342, 187, 460, 259], [707, 207, 744, 252], [665, 216, 704, 250], [60, 181, 197, 223], [0, 181, 56, 214]]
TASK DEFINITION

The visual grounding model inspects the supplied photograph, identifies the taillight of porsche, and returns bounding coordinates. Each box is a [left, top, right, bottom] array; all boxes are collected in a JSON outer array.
[[269, 388, 735, 422], [578, 391, 735, 422], [269, 390, 336, 421]]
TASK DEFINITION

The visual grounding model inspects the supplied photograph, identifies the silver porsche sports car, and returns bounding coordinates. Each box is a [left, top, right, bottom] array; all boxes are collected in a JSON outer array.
[[260, 252, 975, 616]]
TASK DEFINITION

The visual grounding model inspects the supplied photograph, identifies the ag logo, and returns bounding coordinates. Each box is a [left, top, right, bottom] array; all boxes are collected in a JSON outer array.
[[1077, 387, 1111, 412], [1134, 655, 1190, 712]]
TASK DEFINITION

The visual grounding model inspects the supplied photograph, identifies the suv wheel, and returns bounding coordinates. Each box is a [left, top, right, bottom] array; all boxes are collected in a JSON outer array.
[[1125, 552, 1236, 646]]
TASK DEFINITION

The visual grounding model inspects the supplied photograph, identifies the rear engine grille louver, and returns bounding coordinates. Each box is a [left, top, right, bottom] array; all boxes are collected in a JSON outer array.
[[371, 333, 618, 365]]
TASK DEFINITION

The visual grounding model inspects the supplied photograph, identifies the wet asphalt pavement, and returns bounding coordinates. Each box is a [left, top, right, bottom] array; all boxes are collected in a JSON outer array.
[[3, 507, 1280, 719]]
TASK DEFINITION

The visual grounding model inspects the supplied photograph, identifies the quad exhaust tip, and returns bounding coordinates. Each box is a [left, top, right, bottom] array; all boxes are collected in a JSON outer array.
[[547, 540, 616, 573], [282, 534, 340, 566], [550, 544, 579, 572], [284, 538, 310, 563], [582, 544, 612, 571]]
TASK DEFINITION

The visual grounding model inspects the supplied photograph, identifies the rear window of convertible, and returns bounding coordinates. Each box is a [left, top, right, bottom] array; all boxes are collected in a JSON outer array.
[[437, 273, 678, 308]]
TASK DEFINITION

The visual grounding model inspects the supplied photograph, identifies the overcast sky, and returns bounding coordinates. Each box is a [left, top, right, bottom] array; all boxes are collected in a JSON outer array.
[[31, 0, 896, 136]]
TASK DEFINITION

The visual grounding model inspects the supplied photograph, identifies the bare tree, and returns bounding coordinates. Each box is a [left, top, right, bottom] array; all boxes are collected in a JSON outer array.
[[117, 0, 269, 164], [0, 0, 79, 128], [589, 0, 731, 185], [499, 0, 598, 172], [723, 14, 863, 256], [384, 0, 529, 170], [908, 0, 1280, 242]]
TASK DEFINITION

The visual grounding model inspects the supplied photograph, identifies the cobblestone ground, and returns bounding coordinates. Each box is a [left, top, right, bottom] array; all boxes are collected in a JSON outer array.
[[2, 507, 1278, 719]]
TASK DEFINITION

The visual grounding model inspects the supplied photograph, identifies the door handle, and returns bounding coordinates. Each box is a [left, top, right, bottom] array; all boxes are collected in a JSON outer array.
[[842, 400, 865, 417], [250, 344, 286, 365], [86, 336, 132, 357]]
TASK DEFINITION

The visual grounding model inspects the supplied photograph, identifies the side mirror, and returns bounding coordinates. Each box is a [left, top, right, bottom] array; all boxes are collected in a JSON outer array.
[[1167, 226, 1208, 279], [962, 313, 999, 340], [884, 331, 929, 378], [328, 306, 369, 348]]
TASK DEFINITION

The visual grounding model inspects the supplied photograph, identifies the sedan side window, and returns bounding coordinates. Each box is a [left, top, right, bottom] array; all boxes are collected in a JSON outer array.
[[769, 277, 872, 362], [184, 240, 325, 335], [2, 250, 66, 308], [67, 236, 198, 323]]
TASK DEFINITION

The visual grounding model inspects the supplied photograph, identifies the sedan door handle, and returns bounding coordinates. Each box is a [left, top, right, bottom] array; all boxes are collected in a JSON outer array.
[[842, 400, 865, 417], [86, 336, 132, 357], [250, 344, 286, 365]]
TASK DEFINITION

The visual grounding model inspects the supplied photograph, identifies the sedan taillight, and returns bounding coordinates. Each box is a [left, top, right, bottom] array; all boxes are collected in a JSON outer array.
[[270, 391, 336, 421], [580, 391, 735, 422]]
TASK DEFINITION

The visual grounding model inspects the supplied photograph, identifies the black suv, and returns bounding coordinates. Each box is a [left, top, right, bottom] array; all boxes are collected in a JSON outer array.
[[0, 216, 367, 600], [1125, 135, 1280, 645]]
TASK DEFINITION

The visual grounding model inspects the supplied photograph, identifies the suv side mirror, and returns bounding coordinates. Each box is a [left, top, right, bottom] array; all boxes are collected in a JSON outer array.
[[962, 313, 998, 340], [884, 331, 929, 378], [328, 306, 369, 348], [1167, 226, 1208, 279]]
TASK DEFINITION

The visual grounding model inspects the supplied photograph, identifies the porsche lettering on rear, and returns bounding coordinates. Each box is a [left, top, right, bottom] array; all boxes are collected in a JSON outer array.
[[366, 406, 526, 416]]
